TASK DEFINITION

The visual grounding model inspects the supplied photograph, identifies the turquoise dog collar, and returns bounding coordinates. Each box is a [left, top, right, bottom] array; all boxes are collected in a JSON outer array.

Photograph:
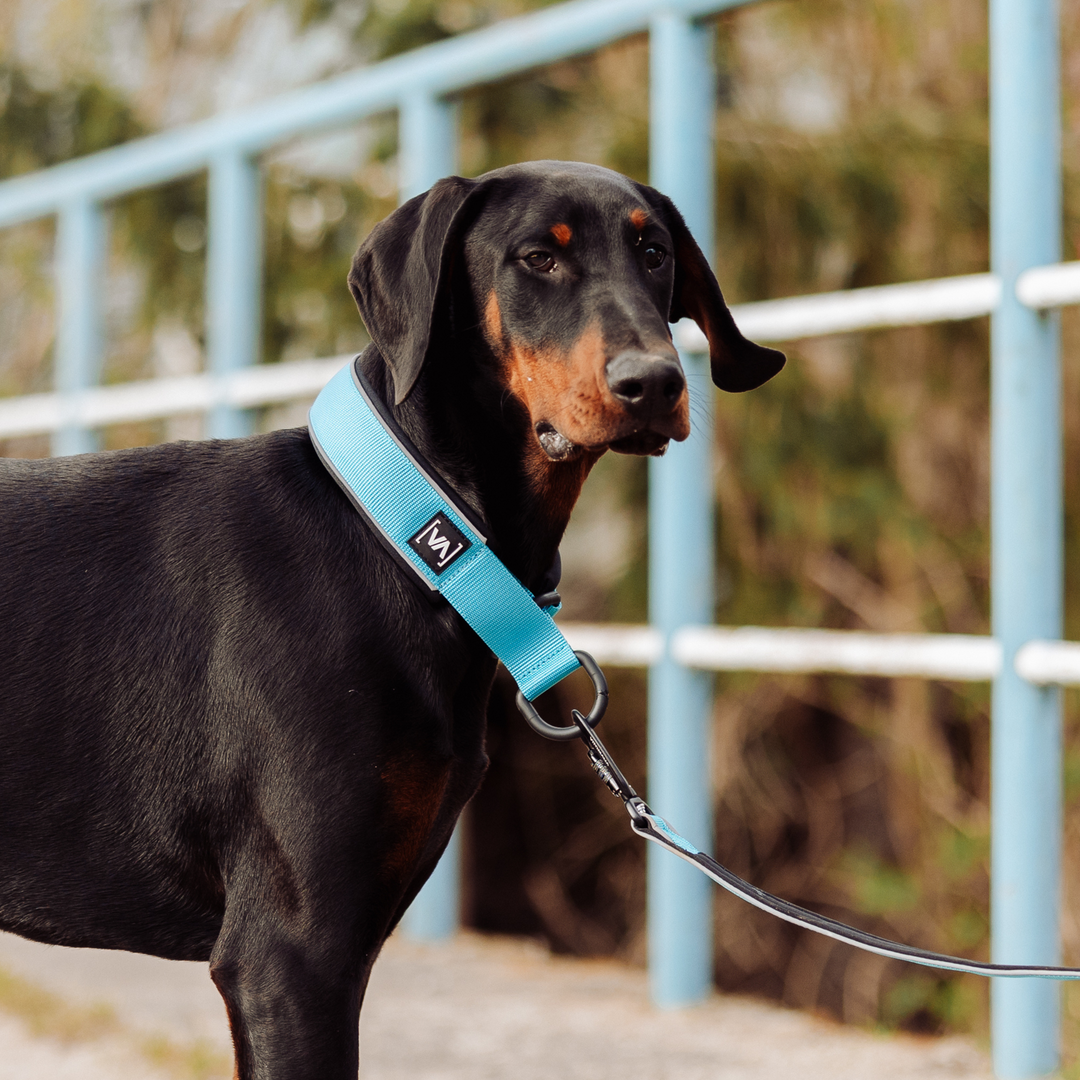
[[308, 360, 581, 701]]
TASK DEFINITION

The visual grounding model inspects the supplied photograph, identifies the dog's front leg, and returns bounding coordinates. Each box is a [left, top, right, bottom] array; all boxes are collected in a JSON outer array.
[[209, 907, 375, 1079]]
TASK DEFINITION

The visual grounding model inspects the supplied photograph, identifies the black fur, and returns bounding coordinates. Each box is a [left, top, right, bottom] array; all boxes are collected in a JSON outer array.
[[0, 160, 783, 1078]]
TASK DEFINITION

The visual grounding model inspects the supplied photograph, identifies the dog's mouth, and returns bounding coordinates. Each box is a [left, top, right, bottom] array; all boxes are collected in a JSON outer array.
[[607, 431, 670, 456], [535, 422, 670, 460], [535, 422, 581, 461]]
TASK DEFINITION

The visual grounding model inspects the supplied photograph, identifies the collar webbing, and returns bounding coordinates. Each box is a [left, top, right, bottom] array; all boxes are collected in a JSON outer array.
[[308, 361, 581, 701]]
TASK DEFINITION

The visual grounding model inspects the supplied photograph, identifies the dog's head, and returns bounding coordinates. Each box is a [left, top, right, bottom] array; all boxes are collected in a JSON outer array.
[[348, 160, 784, 460]]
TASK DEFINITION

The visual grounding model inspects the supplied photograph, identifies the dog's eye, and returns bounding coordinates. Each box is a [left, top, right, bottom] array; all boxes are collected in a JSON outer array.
[[524, 251, 556, 272], [644, 245, 667, 270]]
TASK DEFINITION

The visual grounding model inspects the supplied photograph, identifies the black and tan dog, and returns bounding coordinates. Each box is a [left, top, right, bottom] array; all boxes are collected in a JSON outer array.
[[0, 160, 783, 1078]]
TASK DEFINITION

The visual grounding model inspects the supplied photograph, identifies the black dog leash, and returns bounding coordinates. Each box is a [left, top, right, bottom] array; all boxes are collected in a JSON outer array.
[[308, 367, 1077, 979], [516, 651, 1080, 980]]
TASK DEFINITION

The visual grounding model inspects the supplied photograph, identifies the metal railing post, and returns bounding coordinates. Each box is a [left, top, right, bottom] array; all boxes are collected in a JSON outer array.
[[53, 197, 107, 456], [206, 149, 262, 439], [397, 89, 461, 942], [399, 90, 460, 200], [990, 0, 1063, 1074], [647, 11, 715, 1008]]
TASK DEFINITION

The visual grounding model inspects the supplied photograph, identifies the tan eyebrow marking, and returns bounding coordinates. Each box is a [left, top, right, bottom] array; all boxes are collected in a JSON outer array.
[[629, 208, 649, 230], [550, 223, 572, 246]]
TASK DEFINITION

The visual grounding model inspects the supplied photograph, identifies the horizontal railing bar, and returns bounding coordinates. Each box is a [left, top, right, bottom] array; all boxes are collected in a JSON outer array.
[[561, 623, 1080, 686], [0, 267, 1032, 437], [1014, 640, 1080, 685], [560, 622, 664, 665], [0, 357, 346, 438], [6, 253, 1079, 440], [0, 276, 1006, 437], [671, 625, 1003, 680], [676, 272, 1003, 349], [671, 261, 1080, 353], [1016, 260, 1080, 309], [0, 0, 746, 227]]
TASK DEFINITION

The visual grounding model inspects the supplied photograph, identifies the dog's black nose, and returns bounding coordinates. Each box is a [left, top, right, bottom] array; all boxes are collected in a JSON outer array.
[[606, 351, 686, 417]]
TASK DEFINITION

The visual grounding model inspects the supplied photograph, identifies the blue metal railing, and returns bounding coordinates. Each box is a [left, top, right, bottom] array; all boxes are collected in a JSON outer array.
[[647, 11, 717, 1005], [0, 0, 1065, 1074], [989, 0, 1061, 1069]]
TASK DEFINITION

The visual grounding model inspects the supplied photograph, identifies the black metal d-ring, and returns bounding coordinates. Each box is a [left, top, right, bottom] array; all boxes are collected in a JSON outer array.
[[515, 650, 608, 741]]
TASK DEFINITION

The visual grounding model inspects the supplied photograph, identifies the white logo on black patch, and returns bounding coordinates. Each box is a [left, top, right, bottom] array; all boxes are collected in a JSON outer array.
[[408, 514, 471, 574]]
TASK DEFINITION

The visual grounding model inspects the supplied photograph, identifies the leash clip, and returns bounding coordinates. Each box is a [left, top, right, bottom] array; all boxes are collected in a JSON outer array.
[[572, 708, 639, 803], [515, 650, 607, 742]]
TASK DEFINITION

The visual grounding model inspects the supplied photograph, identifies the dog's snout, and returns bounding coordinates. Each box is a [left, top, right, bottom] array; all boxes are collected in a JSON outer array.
[[605, 351, 685, 417]]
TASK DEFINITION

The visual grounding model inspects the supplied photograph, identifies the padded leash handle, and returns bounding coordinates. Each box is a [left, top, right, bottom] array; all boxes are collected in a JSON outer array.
[[520, 653, 1080, 981]]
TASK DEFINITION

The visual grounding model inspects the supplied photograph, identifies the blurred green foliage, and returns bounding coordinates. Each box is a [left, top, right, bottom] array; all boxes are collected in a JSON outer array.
[[0, 66, 143, 177]]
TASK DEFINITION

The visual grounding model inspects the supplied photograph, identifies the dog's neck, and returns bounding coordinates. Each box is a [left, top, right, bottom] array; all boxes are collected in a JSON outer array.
[[358, 346, 599, 593]]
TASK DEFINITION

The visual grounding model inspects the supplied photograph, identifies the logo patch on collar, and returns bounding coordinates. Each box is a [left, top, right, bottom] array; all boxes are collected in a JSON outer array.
[[408, 514, 472, 574]]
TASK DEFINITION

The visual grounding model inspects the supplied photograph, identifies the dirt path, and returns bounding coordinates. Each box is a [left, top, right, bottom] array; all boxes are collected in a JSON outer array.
[[0, 930, 993, 1079]]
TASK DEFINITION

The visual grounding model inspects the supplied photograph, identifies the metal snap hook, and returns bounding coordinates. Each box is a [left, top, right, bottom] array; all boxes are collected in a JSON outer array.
[[515, 650, 608, 741]]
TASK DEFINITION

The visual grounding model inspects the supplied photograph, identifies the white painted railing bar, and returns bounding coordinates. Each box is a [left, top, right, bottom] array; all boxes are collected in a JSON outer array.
[[1016, 260, 1080, 309], [559, 622, 664, 666], [671, 625, 1003, 680], [0, 357, 346, 439], [675, 272, 1003, 350], [1014, 640, 1080, 685], [7, 256, 1080, 443], [558, 621, 1003, 681], [560, 623, 1080, 686], [0, 269, 1015, 439]]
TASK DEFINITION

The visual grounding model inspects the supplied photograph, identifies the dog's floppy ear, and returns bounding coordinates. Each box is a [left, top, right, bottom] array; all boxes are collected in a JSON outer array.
[[348, 176, 489, 404], [634, 184, 785, 392]]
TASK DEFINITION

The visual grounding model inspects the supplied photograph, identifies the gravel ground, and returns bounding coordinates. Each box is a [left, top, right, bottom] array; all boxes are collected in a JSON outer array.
[[0, 929, 993, 1079]]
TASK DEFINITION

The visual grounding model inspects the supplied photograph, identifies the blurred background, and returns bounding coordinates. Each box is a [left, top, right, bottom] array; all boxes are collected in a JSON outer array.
[[3, 0, 1080, 1064]]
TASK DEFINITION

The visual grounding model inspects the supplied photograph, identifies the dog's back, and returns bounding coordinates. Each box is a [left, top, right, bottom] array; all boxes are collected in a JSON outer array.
[[0, 429, 462, 958]]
